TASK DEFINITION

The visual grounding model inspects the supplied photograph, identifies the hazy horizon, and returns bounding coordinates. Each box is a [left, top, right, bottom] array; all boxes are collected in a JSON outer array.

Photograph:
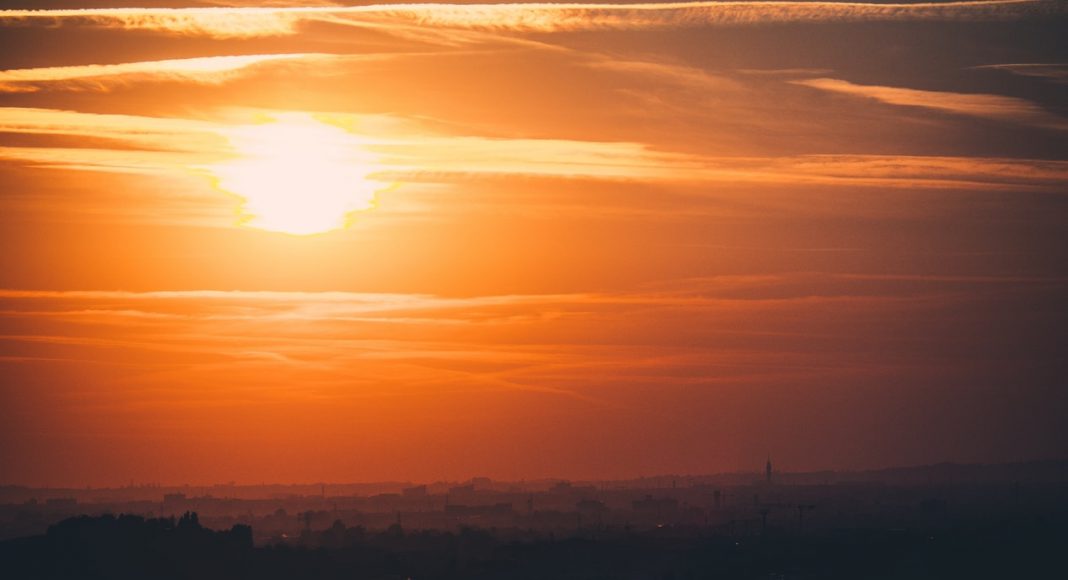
[[4, 456, 1068, 491]]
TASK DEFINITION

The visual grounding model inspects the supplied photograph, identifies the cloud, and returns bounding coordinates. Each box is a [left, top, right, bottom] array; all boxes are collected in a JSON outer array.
[[585, 57, 743, 92], [0, 107, 222, 150], [1, 270, 1058, 322], [0, 53, 339, 93], [751, 154, 1068, 190], [0, 7, 306, 38], [0, 285, 873, 404], [0, 1, 1060, 38], [792, 77, 1068, 130], [1, 107, 1066, 218], [371, 135, 710, 181], [0, 107, 702, 182], [0, 281, 977, 384], [197, 0, 341, 6], [1, 273, 1063, 467], [1, 273, 1056, 376], [973, 63, 1068, 84]]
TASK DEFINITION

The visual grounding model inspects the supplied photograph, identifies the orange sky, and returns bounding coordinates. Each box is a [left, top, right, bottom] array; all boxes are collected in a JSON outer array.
[[1, 1, 1067, 486]]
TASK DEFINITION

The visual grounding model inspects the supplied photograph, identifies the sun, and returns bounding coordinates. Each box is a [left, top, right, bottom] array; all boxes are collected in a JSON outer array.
[[210, 113, 383, 235]]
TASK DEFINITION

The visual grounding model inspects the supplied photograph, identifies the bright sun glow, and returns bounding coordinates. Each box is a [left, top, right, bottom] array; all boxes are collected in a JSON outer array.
[[211, 113, 382, 235]]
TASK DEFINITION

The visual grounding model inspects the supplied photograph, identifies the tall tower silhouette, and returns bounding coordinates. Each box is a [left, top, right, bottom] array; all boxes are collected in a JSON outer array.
[[765, 455, 773, 484]]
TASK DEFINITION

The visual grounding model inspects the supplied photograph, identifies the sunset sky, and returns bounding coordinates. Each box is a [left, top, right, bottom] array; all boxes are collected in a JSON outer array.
[[1, 0, 1066, 487]]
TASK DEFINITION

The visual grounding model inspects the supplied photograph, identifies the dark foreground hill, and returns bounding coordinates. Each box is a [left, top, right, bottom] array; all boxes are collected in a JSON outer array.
[[1, 511, 1065, 579]]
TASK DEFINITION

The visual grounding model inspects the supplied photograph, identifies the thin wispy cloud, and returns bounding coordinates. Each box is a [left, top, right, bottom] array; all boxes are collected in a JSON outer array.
[[2, 108, 1067, 231], [1, 1, 1060, 38], [0, 273, 1051, 406], [2, 108, 1067, 194], [0, 108, 704, 183], [0, 271, 1053, 321], [973, 63, 1068, 84], [0, 286, 872, 406], [793, 77, 1068, 130], [0, 53, 338, 93]]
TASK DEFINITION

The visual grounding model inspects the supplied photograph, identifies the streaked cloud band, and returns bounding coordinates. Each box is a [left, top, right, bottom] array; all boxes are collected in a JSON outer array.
[[0, 53, 334, 93], [1, 2, 1061, 38], [793, 77, 1068, 130]]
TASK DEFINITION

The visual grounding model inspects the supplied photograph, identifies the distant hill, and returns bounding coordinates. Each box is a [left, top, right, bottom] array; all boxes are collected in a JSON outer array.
[[773, 459, 1068, 486]]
